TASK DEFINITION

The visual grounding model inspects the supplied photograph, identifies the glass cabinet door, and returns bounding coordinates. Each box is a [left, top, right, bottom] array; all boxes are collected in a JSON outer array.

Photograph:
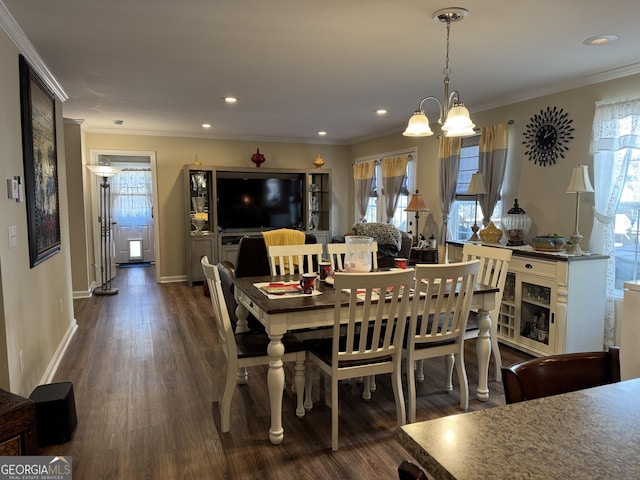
[[517, 279, 554, 353], [188, 169, 212, 233]]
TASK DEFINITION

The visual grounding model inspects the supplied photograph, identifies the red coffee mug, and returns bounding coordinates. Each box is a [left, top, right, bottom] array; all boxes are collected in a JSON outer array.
[[394, 257, 408, 269], [300, 273, 317, 294], [318, 262, 332, 280]]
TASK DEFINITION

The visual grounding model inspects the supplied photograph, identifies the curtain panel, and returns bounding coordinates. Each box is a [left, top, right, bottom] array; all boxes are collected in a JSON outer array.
[[589, 97, 640, 346], [381, 155, 409, 222], [111, 168, 153, 225], [354, 160, 376, 221], [438, 136, 461, 244], [478, 123, 509, 226]]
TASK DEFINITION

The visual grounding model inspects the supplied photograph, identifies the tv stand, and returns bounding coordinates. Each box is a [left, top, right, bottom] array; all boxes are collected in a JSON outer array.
[[184, 165, 332, 284]]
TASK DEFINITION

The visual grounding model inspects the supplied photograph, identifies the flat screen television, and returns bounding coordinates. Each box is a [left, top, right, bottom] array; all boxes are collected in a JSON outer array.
[[216, 171, 305, 232]]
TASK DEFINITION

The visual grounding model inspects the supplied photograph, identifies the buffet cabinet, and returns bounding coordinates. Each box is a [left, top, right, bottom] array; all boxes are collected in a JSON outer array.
[[448, 242, 608, 357]]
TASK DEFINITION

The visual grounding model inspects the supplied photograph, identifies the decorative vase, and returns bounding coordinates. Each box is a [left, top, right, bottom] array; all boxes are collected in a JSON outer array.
[[501, 199, 531, 246], [313, 154, 325, 168], [479, 221, 503, 244], [251, 148, 265, 167]]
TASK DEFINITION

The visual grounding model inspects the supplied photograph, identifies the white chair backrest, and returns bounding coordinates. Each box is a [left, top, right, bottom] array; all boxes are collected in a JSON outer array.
[[326, 241, 379, 272], [201, 256, 237, 360], [408, 260, 480, 348], [461, 243, 512, 309], [267, 243, 323, 275], [332, 269, 414, 364]]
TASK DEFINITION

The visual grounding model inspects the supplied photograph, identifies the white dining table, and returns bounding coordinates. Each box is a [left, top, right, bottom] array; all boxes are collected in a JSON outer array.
[[234, 274, 498, 445]]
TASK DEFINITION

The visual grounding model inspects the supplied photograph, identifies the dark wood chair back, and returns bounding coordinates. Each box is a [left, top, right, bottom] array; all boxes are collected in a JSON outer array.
[[398, 460, 428, 480], [501, 346, 621, 404]]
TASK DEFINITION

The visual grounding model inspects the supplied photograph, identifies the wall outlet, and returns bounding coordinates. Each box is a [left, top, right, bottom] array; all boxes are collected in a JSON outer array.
[[60, 299, 64, 313], [19, 350, 24, 372]]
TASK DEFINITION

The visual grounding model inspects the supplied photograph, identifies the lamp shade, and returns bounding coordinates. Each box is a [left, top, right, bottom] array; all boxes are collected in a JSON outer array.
[[441, 104, 476, 137], [405, 190, 429, 212], [403, 111, 434, 137], [566, 164, 594, 193], [87, 165, 122, 178], [466, 172, 487, 195]]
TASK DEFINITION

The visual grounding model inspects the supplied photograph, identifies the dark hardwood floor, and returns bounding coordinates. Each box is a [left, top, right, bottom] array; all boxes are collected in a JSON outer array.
[[42, 265, 532, 479]]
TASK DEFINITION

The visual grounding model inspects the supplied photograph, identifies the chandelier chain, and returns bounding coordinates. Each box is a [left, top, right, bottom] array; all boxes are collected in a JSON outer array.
[[443, 19, 451, 77]]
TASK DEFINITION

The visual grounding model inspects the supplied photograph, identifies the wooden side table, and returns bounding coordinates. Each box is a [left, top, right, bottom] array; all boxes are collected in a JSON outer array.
[[0, 389, 38, 455], [409, 247, 438, 265]]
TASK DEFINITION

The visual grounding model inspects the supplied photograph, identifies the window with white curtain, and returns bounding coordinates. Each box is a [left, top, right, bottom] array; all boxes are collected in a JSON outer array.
[[110, 168, 153, 225], [359, 151, 415, 231], [450, 136, 502, 241]]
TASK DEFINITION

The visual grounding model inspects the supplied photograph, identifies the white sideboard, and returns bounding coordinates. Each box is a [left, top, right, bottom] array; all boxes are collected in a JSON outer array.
[[448, 242, 608, 357]]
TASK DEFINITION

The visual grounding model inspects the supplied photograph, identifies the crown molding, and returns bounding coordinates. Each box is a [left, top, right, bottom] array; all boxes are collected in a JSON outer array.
[[0, 1, 68, 101]]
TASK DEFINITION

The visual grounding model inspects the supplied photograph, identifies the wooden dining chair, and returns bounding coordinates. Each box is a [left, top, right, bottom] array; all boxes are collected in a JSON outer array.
[[201, 256, 307, 432], [267, 243, 324, 275], [305, 268, 414, 450], [326, 241, 379, 271], [404, 260, 480, 422], [501, 346, 621, 404], [451, 243, 512, 383]]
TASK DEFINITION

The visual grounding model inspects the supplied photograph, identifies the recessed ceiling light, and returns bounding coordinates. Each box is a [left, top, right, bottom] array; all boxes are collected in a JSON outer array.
[[376, 109, 388, 115], [202, 123, 211, 129], [583, 34, 618, 46], [318, 131, 327, 136], [224, 97, 238, 104]]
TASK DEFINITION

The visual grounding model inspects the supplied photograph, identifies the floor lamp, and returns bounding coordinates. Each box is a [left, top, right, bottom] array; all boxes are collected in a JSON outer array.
[[467, 172, 487, 242], [87, 165, 122, 295], [566, 164, 594, 255], [405, 190, 429, 244]]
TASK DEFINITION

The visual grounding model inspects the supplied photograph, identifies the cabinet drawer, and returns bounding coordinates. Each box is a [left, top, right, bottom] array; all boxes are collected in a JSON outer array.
[[509, 256, 557, 279]]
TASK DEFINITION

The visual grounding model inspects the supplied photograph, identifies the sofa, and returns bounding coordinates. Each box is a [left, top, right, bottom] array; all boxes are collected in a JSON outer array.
[[217, 232, 317, 331], [336, 223, 413, 268]]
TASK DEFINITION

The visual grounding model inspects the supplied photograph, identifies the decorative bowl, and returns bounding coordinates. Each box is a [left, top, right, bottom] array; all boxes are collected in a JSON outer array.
[[532, 235, 566, 252]]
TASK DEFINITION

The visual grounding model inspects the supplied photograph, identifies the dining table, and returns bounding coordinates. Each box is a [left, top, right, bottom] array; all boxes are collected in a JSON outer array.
[[233, 272, 499, 445], [397, 378, 640, 480]]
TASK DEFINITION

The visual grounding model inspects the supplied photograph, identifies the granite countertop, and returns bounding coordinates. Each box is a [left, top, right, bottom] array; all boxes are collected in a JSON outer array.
[[397, 379, 640, 480]]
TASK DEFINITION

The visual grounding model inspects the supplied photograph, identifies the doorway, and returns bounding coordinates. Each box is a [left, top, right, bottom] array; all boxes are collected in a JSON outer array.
[[89, 150, 160, 283]]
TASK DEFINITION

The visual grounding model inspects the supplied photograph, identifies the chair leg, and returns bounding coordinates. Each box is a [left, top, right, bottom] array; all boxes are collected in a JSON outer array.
[[331, 376, 340, 451], [392, 366, 407, 426], [362, 376, 372, 401], [491, 322, 503, 382], [455, 353, 469, 409], [304, 360, 314, 410], [407, 357, 418, 424], [416, 359, 425, 382], [294, 358, 306, 418], [444, 354, 454, 392], [220, 365, 238, 433], [236, 366, 248, 385]]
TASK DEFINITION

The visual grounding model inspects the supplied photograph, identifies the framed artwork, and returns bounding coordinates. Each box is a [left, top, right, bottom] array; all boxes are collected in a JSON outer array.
[[19, 55, 61, 267]]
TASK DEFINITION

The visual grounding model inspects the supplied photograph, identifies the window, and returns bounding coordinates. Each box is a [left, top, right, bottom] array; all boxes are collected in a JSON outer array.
[[359, 151, 415, 231], [614, 149, 640, 290], [449, 136, 502, 241]]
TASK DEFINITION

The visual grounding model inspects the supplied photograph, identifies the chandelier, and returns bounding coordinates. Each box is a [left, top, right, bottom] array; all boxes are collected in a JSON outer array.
[[403, 7, 475, 138]]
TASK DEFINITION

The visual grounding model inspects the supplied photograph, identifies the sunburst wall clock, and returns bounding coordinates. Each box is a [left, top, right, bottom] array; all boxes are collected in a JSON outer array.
[[522, 106, 574, 166]]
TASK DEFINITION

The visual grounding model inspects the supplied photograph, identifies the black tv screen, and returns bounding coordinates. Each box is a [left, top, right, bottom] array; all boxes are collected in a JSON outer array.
[[216, 171, 304, 231]]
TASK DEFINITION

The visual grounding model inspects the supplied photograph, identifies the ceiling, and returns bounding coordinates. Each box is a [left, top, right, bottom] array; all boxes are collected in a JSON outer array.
[[3, 0, 640, 144]]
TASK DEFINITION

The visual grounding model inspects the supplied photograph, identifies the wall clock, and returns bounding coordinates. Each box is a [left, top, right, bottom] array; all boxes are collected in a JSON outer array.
[[522, 106, 574, 166]]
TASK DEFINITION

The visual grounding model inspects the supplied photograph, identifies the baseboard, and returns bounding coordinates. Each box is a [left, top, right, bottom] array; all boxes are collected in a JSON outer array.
[[160, 275, 187, 284], [39, 319, 78, 385]]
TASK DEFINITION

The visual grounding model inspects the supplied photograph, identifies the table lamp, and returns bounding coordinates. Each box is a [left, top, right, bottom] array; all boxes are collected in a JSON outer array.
[[405, 190, 429, 244], [467, 172, 487, 242], [566, 164, 594, 255]]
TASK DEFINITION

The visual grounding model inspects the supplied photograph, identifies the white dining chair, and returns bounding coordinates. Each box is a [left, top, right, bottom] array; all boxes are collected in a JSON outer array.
[[326, 241, 379, 272], [305, 268, 414, 450], [404, 260, 480, 422], [201, 256, 307, 432], [267, 243, 324, 275]]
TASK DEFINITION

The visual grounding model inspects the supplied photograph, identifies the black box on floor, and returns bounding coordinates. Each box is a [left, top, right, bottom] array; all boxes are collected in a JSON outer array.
[[29, 381, 77, 447]]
